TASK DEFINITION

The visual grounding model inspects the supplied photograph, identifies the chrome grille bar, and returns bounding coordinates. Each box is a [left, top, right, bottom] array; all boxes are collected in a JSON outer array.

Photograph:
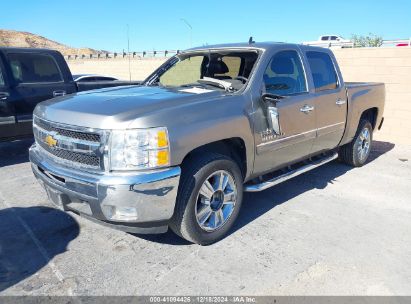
[[33, 116, 106, 171]]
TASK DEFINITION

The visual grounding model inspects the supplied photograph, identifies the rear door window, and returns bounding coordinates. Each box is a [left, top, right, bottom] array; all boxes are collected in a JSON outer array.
[[8, 53, 63, 83], [306, 51, 338, 91]]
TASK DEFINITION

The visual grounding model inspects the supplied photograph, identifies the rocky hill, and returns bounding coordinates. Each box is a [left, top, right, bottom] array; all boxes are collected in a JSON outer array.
[[0, 29, 104, 55]]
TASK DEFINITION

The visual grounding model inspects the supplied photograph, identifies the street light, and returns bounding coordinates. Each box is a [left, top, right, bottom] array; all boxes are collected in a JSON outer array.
[[180, 18, 193, 48], [126, 24, 131, 81]]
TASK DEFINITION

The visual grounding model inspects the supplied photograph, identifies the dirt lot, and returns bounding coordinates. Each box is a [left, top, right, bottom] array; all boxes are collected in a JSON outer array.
[[0, 139, 410, 296]]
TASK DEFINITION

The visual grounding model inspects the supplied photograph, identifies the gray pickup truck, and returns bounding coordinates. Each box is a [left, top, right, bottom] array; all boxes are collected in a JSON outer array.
[[29, 42, 385, 244]]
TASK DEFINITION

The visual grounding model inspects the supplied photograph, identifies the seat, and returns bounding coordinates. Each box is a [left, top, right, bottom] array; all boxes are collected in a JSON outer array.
[[204, 59, 231, 80]]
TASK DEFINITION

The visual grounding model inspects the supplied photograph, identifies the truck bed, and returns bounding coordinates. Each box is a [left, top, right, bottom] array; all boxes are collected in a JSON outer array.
[[341, 82, 385, 145]]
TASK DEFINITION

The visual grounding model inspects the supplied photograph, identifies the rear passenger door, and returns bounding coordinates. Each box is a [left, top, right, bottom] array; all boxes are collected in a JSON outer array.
[[306, 51, 347, 153], [7, 52, 72, 126]]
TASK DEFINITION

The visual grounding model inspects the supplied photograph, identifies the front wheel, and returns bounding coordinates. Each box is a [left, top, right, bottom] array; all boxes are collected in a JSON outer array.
[[170, 153, 243, 245], [339, 119, 373, 167]]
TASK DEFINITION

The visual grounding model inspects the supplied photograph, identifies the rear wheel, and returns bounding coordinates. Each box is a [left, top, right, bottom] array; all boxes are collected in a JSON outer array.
[[339, 119, 373, 167], [170, 153, 243, 245]]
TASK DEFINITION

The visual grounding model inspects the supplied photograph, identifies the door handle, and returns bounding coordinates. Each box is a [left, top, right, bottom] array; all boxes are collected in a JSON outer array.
[[300, 104, 315, 113], [53, 90, 66, 97], [0, 92, 10, 100], [336, 98, 346, 106]]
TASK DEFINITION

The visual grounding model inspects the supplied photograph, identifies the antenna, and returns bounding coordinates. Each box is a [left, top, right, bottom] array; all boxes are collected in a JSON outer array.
[[248, 36, 255, 44]]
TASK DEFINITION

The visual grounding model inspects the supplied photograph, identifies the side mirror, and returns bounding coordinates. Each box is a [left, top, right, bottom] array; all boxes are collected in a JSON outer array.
[[262, 93, 284, 105], [261, 93, 283, 136]]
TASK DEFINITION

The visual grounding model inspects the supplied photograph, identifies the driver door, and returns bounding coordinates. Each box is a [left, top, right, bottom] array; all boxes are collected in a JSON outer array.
[[0, 61, 17, 139], [252, 49, 317, 175]]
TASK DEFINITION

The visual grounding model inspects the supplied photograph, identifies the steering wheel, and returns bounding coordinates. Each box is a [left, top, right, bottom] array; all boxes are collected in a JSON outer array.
[[235, 76, 248, 83]]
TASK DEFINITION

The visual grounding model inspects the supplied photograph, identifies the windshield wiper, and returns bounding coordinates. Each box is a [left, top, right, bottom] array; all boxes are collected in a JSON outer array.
[[180, 82, 208, 88], [197, 77, 234, 92]]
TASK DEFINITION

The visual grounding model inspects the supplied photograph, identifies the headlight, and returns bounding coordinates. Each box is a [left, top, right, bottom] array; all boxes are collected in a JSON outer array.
[[109, 127, 170, 170]]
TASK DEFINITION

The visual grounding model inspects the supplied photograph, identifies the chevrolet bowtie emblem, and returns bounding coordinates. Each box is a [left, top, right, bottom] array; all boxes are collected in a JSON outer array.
[[44, 134, 58, 148]]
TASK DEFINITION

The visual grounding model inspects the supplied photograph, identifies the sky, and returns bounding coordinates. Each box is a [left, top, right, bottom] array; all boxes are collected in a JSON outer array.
[[2, 0, 411, 52]]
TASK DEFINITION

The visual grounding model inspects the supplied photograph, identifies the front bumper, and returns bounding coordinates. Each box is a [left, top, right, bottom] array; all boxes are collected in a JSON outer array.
[[29, 144, 181, 234]]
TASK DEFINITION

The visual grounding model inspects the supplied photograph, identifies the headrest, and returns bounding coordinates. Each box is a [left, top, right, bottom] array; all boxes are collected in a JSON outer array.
[[271, 57, 294, 74], [207, 60, 229, 75]]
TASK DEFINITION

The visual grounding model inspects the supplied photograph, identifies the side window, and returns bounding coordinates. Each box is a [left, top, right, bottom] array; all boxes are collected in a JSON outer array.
[[306, 51, 338, 91], [263, 50, 307, 95], [0, 65, 5, 86], [330, 36, 338, 41], [321, 36, 328, 41], [8, 53, 63, 83]]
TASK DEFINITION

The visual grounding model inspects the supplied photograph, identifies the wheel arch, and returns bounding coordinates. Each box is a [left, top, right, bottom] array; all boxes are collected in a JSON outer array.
[[341, 106, 380, 146], [359, 107, 379, 130], [180, 138, 248, 181]]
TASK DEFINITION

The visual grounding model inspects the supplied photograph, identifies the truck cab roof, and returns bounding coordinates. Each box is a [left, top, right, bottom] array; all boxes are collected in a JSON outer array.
[[186, 41, 333, 54], [0, 47, 61, 54]]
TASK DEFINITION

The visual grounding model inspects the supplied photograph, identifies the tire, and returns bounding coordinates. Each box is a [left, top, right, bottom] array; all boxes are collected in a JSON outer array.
[[170, 153, 243, 245], [339, 119, 373, 167]]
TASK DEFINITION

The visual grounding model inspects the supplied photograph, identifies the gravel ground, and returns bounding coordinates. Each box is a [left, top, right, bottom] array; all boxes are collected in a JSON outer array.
[[0, 138, 410, 296]]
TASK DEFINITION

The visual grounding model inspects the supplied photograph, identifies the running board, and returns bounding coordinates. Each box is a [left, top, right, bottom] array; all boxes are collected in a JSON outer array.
[[244, 152, 338, 192]]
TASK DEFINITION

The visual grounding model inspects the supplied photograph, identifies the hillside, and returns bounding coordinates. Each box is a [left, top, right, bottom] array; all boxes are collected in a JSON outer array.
[[0, 29, 104, 55]]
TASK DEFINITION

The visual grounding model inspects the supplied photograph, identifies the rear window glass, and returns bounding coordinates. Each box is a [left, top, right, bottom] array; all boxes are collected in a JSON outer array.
[[8, 53, 63, 83], [306, 51, 338, 91]]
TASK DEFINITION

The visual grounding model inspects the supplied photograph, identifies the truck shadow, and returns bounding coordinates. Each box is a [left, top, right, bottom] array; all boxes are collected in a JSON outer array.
[[0, 138, 34, 167], [229, 140, 395, 237], [139, 140, 395, 245], [0, 206, 79, 292]]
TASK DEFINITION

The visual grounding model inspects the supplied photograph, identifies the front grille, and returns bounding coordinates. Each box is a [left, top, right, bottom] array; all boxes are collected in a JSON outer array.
[[34, 117, 101, 143], [33, 117, 104, 170], [38, 140, 100, 168]]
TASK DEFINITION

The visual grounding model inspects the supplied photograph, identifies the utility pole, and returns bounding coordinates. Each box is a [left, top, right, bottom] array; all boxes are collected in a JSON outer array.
[[180, 18, 193, 48], [127, 24, 131, 81]]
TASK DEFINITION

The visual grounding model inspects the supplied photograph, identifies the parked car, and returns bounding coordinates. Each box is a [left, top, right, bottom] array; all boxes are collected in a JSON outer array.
[[29, 42, 385, 244], [0, 47, 139, 141], [303, 35, 353, 48], [73, 74, 119, 82]]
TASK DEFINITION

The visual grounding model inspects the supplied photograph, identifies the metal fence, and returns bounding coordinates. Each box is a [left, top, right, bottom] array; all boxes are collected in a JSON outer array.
[[64, 38, 411, 60], [65, 50, 180, 60]]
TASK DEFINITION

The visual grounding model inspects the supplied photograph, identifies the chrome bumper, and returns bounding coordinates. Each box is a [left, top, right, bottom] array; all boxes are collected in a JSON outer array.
[[29, 144, 181, 234]]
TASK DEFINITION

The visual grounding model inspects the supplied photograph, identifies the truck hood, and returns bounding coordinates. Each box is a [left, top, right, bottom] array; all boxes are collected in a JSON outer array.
[[35, 85, 225, 129]]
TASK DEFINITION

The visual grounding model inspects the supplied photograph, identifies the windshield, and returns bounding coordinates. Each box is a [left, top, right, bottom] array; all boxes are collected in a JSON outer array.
[[146, 50, 259, 91]]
